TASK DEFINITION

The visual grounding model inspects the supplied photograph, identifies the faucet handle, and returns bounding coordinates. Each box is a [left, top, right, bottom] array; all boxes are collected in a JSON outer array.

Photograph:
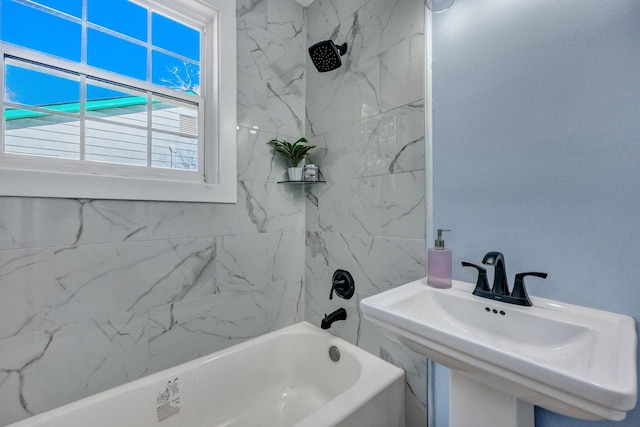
[[462, 262, 491, 295], [511, 272, 548, 302], [330, 270, 355, 300]]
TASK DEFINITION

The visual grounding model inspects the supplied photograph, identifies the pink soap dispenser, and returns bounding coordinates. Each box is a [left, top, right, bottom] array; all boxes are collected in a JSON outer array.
[[427, 229, 452, 289]]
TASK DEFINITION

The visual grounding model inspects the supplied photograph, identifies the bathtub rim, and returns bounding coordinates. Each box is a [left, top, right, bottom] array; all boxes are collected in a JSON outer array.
[[7, 321, 405, 427]]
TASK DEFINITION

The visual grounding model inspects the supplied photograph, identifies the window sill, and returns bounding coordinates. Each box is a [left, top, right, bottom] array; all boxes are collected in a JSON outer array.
[[0, 167, 237, 203]]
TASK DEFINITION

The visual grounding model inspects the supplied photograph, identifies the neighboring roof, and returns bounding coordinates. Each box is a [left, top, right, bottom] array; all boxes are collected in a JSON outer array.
[[4, 90, 198, 121], [4, 96, 150, 121]]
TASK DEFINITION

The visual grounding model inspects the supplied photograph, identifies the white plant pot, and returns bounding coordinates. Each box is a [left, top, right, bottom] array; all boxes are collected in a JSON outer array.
[[288, 167, 303, 181]]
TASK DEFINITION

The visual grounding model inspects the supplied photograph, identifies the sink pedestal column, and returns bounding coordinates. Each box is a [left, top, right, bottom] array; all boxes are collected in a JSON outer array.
[[450, 370, 534, 427]]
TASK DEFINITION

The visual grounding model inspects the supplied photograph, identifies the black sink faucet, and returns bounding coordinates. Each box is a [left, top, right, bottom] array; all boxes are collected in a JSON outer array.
[[482, 251, 508, 296], [462, 252, 547, 307]]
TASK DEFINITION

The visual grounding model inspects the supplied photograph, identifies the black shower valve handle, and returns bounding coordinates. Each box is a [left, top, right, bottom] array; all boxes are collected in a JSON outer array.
[[330, 269, 355, 300], [329, 279, 346, 300]]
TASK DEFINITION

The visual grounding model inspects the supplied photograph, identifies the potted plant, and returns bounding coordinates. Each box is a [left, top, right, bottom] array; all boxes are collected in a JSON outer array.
[[267, 137, 315, 181]]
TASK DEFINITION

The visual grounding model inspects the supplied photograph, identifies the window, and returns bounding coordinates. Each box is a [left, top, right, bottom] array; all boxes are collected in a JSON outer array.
[[0, 0, 237, 202]]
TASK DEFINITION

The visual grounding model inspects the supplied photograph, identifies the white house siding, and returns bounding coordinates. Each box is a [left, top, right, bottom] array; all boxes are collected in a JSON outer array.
[[4, 103, 197, 169]]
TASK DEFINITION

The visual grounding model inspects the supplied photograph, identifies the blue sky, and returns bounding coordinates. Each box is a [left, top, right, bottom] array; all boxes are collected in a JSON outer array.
[[1, 0, 200, 106]]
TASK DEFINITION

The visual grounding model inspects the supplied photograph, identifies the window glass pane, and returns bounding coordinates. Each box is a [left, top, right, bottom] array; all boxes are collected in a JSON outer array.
[[1, 1, 81, 61], [85, 120, 147, 166], [152, 51, 200, 95], [5, 63, 80, 109], [5, 115, 80, 159], [4, 61, 80, 158], [88, 0, 147, 42], [29, 0, 82, 18], [151, 97, 198, 135], [86, 81, 148, 127], [151, 132, 197, 170], [151, 95, 198, 170], [87, 29, 146, 80], [152, 12, 200, 61]]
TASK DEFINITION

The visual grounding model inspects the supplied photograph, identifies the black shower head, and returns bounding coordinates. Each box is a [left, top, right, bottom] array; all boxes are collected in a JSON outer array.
[[308, 40, 348, 73]]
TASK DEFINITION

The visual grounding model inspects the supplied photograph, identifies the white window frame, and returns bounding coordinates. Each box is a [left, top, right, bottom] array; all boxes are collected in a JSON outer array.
[[0, 0, 237, 203]]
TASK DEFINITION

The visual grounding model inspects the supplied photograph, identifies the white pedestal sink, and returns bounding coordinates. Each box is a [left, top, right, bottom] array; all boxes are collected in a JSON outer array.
[[450, 371, 533, 427], [360, 278, 637, 425]]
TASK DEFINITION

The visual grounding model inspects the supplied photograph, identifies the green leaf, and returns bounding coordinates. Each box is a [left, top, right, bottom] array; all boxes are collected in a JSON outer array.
[[266, 137, 315, 167]]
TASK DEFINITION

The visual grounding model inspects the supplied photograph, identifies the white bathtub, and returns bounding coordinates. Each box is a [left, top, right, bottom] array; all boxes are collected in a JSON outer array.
[[8, 322, 405, 427]]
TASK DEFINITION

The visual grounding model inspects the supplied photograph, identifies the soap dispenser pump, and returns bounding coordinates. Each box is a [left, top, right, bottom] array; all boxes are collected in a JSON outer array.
[[427, 229, 452, 289]]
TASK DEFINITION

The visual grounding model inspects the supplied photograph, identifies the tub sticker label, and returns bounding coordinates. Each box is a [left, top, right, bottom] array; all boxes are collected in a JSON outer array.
[[156, 378, 181, 422]]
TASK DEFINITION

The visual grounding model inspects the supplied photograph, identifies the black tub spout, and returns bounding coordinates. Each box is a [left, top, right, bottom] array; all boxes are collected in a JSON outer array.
[[321, 308, 347, 329]]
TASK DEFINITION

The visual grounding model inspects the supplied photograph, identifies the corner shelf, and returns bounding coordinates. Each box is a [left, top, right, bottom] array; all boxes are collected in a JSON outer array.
[[277, 180, 326, 185]]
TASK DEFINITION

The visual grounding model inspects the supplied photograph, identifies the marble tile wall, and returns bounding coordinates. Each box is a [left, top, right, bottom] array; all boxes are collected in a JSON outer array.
[[1, 0, 430, 425], [0, 1, 306, 425], [304, 0, 428, 426]]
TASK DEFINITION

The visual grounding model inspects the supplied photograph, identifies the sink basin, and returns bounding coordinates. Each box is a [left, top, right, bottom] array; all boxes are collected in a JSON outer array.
[[361, 278, 637, 421]]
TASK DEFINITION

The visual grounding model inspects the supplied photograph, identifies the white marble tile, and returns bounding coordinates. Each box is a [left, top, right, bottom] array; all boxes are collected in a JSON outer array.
[[237, 9, 274, 66], [0, 312, 148, 425], [0, 248, 53, 339], [362, 104, 425, 175], [307, 277, 360, 343], [240, 181, 306, 233], [0, 198, 79, 250], [311, 105, 425, 181], [237, 17, 305, 83], [306, 0, 370, 44], [306, 9, 370, 95], [74, 200, 149, 244], [148, 200, 254, 239], [355, 313, 428, 427], [0, 198, 149, 250], [237, 72, 270, 132], [306, 55, 381, 137], [304, 231, 425, 347], [147, 290, 269, 374], [148, 183, 304, 239], [378, 331, 428, 427], [357, 0, 425, 64], [238, 127, 284, 182], [306, 171, 426, 239], [237, 0, 268, 30], [215, 232, 305, 291], [305, 231, 425, 297], [0, 329, 51, 425], [267, 277, 304, 330], [304, 275, 340, 334], [266, 0, 305, 40], [238, 0, 304, 40], [238, 70, 306, 137], [0, 361, 30, 425], [380, 34, 425, 112], [305, 0, 425, 137], [306, 0, 423, 94], [0, 0, 430, 423], [304, 133, 328, 169], [237, 0, 306, 137], [53, 238, 216, 325], [265, 72, 307, 137]]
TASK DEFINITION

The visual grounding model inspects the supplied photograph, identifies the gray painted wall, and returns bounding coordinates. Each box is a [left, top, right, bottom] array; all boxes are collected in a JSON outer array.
[[432, 0, 640, 426]]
